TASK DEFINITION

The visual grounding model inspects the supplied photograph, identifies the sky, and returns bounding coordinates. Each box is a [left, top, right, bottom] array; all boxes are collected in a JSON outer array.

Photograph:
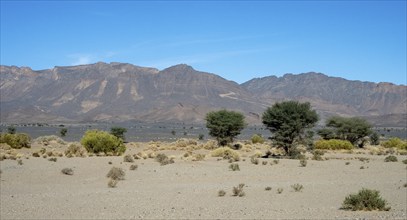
[[1, 1, 406, 85]]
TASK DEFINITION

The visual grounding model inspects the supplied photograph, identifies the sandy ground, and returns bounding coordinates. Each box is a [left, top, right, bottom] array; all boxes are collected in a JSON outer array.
[[1, 143, 406, 219]]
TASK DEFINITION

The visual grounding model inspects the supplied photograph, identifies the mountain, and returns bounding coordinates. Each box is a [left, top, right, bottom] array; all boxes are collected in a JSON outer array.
[[1, 63, 406, 126], [0, 62, 264, 123]]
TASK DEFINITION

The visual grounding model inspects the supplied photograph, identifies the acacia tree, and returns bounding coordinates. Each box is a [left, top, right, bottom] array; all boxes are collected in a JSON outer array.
[[318, 116, 372, 147], [262, 101, 319, 154], [205, 110, 246, 146], [110, 126, 128, 141]]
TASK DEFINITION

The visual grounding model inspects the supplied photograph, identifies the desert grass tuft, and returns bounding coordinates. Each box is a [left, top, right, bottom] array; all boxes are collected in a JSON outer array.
[[17, 159, 23, 165], [291, 183, 304, 192], [61, 168, 73, 175], [108, 178, 118, 188], [106, 167, 125, 180], [384, 155, 398, 162], [229, 163, 240, 171], [123, 154, 134, 163], [251, 157, 259, 165], [48, 157, 57, 162], [218, 190, 226, 197], [232, 183, 245, 197], [211, 147, 240, 161], [155, 153, 174, 166], [265, 186, 272, 191], [277, 188, 284, 194], [402, 159, 407, 164], [345, 162, 350, 165], [300, 158, 307, 167], [129, 164, 138, 170], [262, 161, 268, 165]]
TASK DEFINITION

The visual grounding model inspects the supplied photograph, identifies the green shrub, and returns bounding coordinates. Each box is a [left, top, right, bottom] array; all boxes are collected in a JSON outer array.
[[314, 139, 353, 150], [80, 130, 125, 155], [341, 188, 390, 211], [0, 133, 31, 149], [251, 134, 265, 144], [384, 155, 398, 162], [381, 137, 407, 150]]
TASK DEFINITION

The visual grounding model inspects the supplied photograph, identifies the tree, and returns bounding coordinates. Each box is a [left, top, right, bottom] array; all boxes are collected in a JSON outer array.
[[369, 132, 380, 145], [205, 110, 246, 146], [7, 126, 16, 134], [319, 116, 373, 148], [262, 101, 319, 154], [60, 128, 68, 137], [110, 126, 127, 141]]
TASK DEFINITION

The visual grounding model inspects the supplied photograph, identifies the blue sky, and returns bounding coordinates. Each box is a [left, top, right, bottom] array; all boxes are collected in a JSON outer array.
[[1, 1, 406, 85]]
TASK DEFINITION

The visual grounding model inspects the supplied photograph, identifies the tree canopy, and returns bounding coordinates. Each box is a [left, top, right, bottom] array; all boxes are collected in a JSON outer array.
[[110, 126, 128, 141], [262, 101, 319, 154], [205, 110, 246, 146], [318, 116, 373, 147]]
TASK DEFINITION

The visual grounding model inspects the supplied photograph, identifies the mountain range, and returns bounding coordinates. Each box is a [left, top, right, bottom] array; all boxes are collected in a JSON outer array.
[[1, 62, 406, 126]]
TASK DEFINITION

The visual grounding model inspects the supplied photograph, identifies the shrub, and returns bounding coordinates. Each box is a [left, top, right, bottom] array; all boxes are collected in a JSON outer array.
[[265, 186, 272, 191], [48, 157, 57, 162], [81, 130, 126, 155], [106, 167, 125, 180], [155, 153, 174, 166], [250, 157, 259, 165], [291, 183, 304, 192], [262, 161, 268, 165], [198, 134, 204, 140], [232, 183, 245, 197], [384, 155, 398, 162], [60, 128, 68, 137], [61, 168, 73, 175], [314, 139, 353, 150], [341, 188, 390, 211], [300, 158, 307, 167], [34, 135, 66, 145], [17, 159, 23, 165], [369, 132, 380, 145], [402, 159, 407, 164], [129, 164, 138, 170], [251, 134, 265, 144], [0, 133, 31, 149], [123, 154, 134, 163], [110, 126, 127, 140], [381, 137, 407, 150], [277, 188, 283, 194], [229, 163, 240, 171], [218, 190, 226, 197], [211, 147, 240, 161], [108, 179, 118, 188], [193, 154, 205, 161], [65, 143, 87, 157], [312, 150, 324, 160]]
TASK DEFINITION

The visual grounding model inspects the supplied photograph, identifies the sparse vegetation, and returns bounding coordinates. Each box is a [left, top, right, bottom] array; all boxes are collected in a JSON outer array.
[[369, 132, 380, 145], [108, 179, 118, 188], [61, 168, 73, 175], [7, 126, 16, 134], [123, 154, 134, 163], [81, 130, 126, 155], [384, 155, 398, 162], [312, 149, 324, 160], [211, 147, 240, 161], [262, 161, 268, 165], [345, 162, 350, 165], [0, 133, 31, 149], [65, 143, 87, 157], [314, 139, 353, 150], [341, 188, 390, 211], [17, 159, 23, 165], [277, 188, 283, 194], [155, 153, 174, 165], [250, 157, 259, 165], [232, 183, 245, 197], [262, 101, 318, 155], [48, 157, 57, 162], [218, 190, 226, 197], [402, 159, 407, 164], [229, 163, 240, 171], [299, 158, 307, 167], [106, 167, 125, 180], [129, 164, 138, 170], [291, 183, 304, 192], [265, 186, 272, 191], [205, 110, 246, 146], [110, 126, 127, 141], [59, 128, 68, 137]]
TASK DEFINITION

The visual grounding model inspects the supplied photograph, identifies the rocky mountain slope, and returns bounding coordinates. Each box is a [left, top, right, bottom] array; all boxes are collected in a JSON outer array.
[[1, 62, 406, 126]]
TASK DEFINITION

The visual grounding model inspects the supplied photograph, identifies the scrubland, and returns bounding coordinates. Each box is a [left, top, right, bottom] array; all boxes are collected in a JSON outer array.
[[0, 137, 406, 219]]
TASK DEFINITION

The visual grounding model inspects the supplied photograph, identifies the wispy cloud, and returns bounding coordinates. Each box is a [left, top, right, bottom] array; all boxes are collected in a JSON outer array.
[[69, 54, 93, 66], [67, 51, 119, 66]]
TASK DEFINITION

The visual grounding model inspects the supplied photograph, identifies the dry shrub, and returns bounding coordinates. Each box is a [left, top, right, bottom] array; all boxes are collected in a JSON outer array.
[[155, 153, 174, 166], [175, 138, 197, 149], [17, 159, 23, 165], [192, 154, 206, 161], [34, 135, 66, 145], [61, 168, 73, 175], [229, 163, 240, 171], [108, 179, 118, 188], [123, 154, 134, 163], [277, 188, 283, 194], [211, 147, 240, 161], [106, 167, 125, 180], [203, 140, 217, 150], [315, 139, 353, 150], [218, 190, 226, 197], [32, 152, 40, 157], [250, 157, 259, 165], [232, 183, 245, 197], [299, 158, 307, 167], [136, 151, 148, 159], [262, 161, 268, 165], [251, 150, 263, 158], [381, 137, 407, 150], [291, 183, 304, 192], [265, 186, 272, 191], [65, 143, 87, 157], [48, 157, 57, 162], [129, 164, 138, 170], [251, 134, 265, 144], [147, 151, 157, 158]]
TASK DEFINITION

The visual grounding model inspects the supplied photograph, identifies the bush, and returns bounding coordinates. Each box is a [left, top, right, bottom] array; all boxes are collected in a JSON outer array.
[[299, 158, 307, 167], [129, 164, 138, 170], [65, 143, 87, 157], [80, 130, 126, 155], [106, 167, 125, 180], [384, 155, 398, 162], [381, 137, 407, 150], [265, 186, 272, 191], [291, 183, 304, 192], [250, 157, 259, 165], [402, 159, 407, 164], [61, 168, 73, 175], [314, 139, 353, 150], [251, 134, 265, 144], [110, 126, 127, 140], [232, 183, 245, 197], [123, 154, 134, 163], [341, 188, 390, 211], [218, 190, 226, 197], [211, 147, 240, 161], [108, 179, 118, 188], [312, 150, 325, 160], [229, 163, 240, 171], [155, 153, 174, 166], [277, 188, 283, 194], [0, 133, 31, 149]]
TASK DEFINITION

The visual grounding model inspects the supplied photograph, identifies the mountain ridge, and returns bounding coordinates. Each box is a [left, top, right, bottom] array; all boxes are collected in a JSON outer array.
[[1, 62, 406, 126]]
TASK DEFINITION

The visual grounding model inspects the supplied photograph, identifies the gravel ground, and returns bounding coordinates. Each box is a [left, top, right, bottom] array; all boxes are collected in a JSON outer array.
[[1, 149, 406, 219]]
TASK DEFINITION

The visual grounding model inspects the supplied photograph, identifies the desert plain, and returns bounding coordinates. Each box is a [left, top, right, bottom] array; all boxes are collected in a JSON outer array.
[[1, 138, 406, 220]]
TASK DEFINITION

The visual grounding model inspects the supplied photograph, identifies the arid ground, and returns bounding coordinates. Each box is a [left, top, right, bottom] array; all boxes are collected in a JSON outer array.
[[1, 138, 406, 219]]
